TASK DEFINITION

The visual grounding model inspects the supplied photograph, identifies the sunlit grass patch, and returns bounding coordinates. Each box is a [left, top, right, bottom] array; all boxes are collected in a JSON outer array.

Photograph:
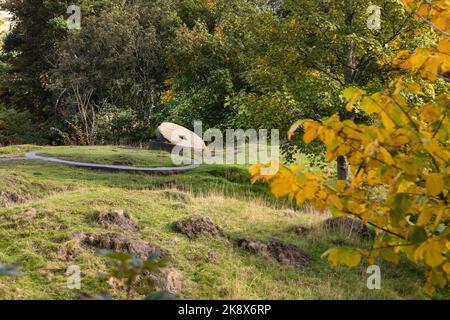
[[0, 145, 41, 157], [38, 145, 185, 167]]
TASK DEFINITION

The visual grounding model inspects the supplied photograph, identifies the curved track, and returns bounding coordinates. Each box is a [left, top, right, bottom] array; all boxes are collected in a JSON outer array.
[[0, 152, 200, 172]]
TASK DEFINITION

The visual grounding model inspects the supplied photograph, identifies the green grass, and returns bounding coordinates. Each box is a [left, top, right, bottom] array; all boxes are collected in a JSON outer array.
[[0, 144, 41, 157], [0, 145, 446, 300], [38, 145, 186, 167]]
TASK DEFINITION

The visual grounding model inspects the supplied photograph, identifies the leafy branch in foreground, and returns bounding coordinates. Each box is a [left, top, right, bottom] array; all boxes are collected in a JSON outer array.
[[251, 0, 449, 294], [0, 264, 20, 277], [81, 251, 169, 300]]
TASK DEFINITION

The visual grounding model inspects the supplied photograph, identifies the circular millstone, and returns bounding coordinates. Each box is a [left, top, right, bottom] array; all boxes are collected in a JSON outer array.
[[155, 122, 206, 151]]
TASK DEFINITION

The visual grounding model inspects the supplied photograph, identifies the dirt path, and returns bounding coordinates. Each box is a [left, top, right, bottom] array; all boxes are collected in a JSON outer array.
[[0, 152, 200, 172]]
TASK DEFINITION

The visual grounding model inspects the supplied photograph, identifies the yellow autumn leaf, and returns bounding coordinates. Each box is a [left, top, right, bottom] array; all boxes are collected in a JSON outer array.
[[288, 119, 304, 140], [367, 169, 382, 186], [327, 194, 343, 210], [303, 120, 320, 144], [379, 147, 395, 165], [426, 173, 444, 196], [415, 240, 446, 268], [420, 55, 443, 82], [417, 207, 434, 226], [322, 247, 362, 268], [295, 191, 306, 205], [335, 180, 347, 193], [360, 96, 379, 114], [271, 177, 292, 197], [400, 49, 428, 71], [424, 241, 445, 268], [437, 38, 449, 53], [406, 81, 424, 95], [343, 87, 365, 111]]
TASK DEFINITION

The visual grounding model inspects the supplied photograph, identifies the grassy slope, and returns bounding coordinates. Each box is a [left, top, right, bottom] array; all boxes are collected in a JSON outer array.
[[38, 146, 186, 167], [0, 145, 41, 157], [0, 146, 443, 300]]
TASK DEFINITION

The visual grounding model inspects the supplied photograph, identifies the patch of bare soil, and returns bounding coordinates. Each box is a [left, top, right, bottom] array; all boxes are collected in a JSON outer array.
[[72, 232, 163, 260], [92, 209, 140, 232], [323, 217, 374, 240], [172, 216, 223, 239], [237, 237, 310, 267]]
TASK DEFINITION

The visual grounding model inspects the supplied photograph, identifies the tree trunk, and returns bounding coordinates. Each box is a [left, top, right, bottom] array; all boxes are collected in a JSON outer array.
[[338, 1, 357, 181], [337, 44, 357, 181], [337, 156, 349, 181]]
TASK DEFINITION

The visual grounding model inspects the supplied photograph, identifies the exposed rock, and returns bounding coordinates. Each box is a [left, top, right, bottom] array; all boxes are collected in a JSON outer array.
[[74, 232, 163, 260], [172, 216, 223, 239], [237, 237, 310, 267], [92, 209, 140, 232], [323, 217, 374, 240]]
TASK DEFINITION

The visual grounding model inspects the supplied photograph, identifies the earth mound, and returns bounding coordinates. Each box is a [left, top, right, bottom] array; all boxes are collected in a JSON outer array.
[[173, 216, 223, 239], [237, 237, 310, 266], [92, 209, 140, 232], [74, 232, 163, 260]]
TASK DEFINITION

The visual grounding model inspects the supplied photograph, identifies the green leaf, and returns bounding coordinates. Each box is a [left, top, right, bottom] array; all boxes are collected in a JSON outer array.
[[0, 264, 20, 277], [99, 251, 133, 262], [145, 291, 173, 300], [392, 193, 410, 224], [410, 227, 428, 245]]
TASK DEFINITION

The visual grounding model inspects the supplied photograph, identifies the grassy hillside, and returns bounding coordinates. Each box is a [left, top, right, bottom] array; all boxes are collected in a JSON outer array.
[[38, 146, 187, 168], [0, 145, 443, 300]]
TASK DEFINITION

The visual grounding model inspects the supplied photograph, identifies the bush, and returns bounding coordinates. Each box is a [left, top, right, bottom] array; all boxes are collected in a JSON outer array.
[[0, 105, 41, 146]]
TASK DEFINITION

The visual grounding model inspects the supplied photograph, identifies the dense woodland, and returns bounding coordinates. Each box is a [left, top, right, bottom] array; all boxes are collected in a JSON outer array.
[[0, 0, 434, 148]]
